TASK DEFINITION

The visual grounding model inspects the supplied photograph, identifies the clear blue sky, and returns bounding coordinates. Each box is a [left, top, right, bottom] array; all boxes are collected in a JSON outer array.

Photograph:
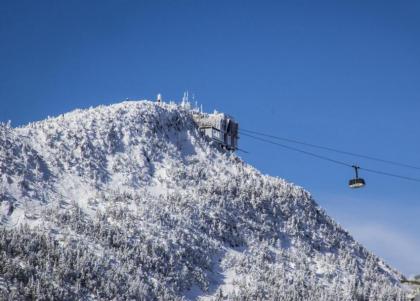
[[1, 0, 419, 276]]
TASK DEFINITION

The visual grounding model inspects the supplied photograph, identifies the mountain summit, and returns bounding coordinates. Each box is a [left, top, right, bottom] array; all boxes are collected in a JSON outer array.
[[0, 101, 406, 300]]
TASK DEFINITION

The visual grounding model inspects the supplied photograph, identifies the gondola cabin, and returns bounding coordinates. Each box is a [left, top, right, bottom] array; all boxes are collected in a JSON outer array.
[[348, 165, 366, 188]]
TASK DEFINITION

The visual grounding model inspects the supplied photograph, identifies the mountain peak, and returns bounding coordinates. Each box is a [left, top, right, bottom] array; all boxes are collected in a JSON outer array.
[[0, 100, 407, 300]]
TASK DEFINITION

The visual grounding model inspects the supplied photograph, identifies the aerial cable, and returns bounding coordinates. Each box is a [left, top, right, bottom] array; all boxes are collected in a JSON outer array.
[[240, 128, 420, 171], [241, 132, 420, 184], [359, 167, 420, 183], [236, 147, 249, 154], [241, 132, 352, 168]]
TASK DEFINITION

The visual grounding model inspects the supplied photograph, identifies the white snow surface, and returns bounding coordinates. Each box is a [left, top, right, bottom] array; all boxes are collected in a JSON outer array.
[[0, 100, 409, 300]]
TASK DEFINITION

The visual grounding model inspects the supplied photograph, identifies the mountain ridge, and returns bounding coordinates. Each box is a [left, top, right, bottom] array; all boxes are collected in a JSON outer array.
[[0, 100, 407, 300]]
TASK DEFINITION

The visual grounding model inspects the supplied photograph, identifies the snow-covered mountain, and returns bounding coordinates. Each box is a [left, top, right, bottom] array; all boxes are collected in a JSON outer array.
[[0, 100, 408, 300]]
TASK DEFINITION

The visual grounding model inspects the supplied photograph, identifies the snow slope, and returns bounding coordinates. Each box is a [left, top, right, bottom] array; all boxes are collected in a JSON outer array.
[[0, 100, 408, 300]]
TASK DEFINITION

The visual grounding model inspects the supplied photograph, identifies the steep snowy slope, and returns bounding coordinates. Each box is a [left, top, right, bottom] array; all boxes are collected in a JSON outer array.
[[0, 101, 407, 300]]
